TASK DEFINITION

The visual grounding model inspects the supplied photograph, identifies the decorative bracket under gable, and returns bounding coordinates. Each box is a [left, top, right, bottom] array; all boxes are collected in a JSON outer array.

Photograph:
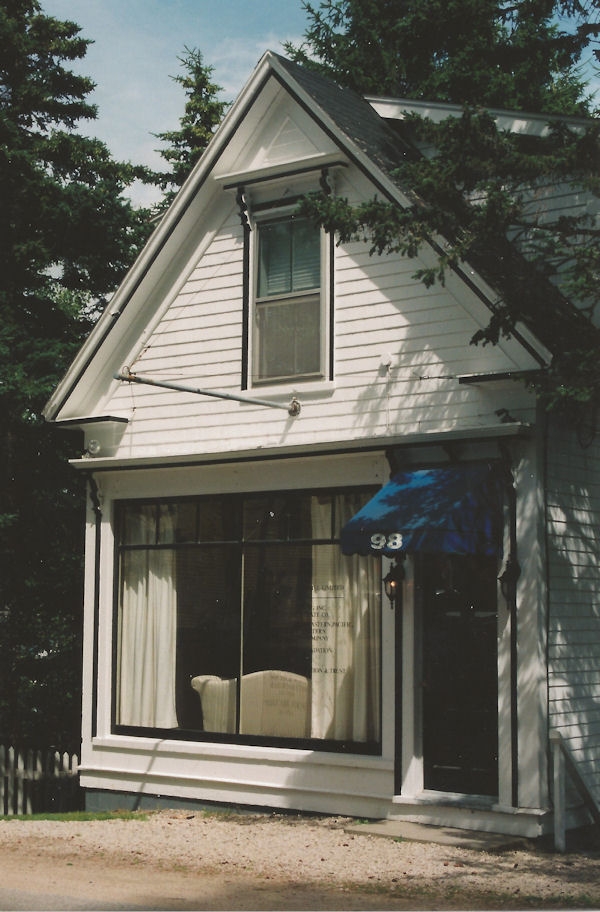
[[236, 186, 251, 231]]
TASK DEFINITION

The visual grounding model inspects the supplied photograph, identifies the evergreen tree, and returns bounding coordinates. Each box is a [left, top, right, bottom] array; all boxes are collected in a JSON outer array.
[[149, 47, 229, 214], [288, 0, 597, 113], [0, 0, 153, 744], [287, 0, 600, 412]]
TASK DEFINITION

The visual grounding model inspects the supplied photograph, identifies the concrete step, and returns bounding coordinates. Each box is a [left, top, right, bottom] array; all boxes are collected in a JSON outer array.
[[345, 818, 529, 851]]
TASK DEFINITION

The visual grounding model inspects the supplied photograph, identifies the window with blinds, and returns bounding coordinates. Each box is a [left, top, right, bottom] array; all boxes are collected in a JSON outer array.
[[254, 216, 323, 384]]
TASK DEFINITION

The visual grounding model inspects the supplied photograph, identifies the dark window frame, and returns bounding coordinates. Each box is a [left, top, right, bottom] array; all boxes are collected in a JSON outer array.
[[254, 214, 323, 386], [241, 204, 334, 389]]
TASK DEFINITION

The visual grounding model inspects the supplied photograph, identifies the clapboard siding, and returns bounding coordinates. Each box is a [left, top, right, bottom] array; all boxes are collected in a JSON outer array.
[[551, 664, 600, 685], [103, 161, 538, 457], [520, 181, 594, 220], [109, 209, 245, 420], [550, 621, 600, 639], [518, 181, 600, 325], [113, 387, 513, 449], [546, 417, 600, 802], [548, 717, 600, 737]]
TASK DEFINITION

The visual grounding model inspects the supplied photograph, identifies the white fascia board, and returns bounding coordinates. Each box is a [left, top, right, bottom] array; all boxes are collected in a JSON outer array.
[[68, 422, 531, 472], [54, 415, 128, 429], [367, 96, 593, 136]]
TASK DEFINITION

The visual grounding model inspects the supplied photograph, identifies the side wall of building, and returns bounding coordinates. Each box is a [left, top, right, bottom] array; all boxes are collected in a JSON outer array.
[[546, 413, 600, 805]]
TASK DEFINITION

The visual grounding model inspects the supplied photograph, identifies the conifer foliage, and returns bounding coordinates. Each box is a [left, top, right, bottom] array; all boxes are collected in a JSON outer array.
[[289, 0, 598, 112], [148, 47, 229, 214], [0, 0, 153, 743]]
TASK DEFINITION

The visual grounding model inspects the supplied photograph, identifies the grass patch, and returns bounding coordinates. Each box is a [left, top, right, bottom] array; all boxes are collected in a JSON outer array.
[[1, 810, 149, 822]]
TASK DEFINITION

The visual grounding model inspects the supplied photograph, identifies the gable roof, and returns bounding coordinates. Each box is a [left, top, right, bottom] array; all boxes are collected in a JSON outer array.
[[44, 51, 552, 423]]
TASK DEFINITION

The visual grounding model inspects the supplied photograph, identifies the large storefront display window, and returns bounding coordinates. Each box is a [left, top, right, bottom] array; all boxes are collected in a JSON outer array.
[[114, 489, 381, 752]]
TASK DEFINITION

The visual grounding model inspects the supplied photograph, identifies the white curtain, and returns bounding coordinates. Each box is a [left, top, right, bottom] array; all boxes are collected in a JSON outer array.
[[117, 509, 178, 728], [311, 495, 381, 742]]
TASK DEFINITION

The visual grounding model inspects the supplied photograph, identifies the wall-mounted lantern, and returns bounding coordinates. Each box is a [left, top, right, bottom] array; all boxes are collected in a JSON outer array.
[[383, 558, 405, 609]]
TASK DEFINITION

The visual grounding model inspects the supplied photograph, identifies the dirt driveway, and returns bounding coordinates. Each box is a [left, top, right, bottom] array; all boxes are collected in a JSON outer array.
[[1, 811, 599, 910]]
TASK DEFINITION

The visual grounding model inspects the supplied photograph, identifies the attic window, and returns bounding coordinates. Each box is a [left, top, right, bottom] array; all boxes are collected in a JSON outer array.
[[253, 215, 323, 384]]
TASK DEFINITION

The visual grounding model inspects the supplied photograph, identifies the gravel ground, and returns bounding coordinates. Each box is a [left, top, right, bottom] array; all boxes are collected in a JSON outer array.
[[1, 809, 599, 910]]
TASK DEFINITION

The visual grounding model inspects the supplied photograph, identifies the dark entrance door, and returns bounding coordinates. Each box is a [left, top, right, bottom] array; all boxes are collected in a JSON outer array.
[[421, 553, 498, 797]]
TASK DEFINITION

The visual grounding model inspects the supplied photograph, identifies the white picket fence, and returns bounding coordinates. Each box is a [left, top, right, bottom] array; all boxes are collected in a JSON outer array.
[[0, 743, 81, 815]]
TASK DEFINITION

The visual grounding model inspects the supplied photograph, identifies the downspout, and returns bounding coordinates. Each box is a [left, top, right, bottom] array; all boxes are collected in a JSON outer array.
[[541, 408, 553, 815], [238, 186, 251, 391]]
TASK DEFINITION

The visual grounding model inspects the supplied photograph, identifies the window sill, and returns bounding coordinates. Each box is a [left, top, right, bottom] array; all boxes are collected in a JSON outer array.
[[249, 379, 336, 400], [92, 733, 388, 769]]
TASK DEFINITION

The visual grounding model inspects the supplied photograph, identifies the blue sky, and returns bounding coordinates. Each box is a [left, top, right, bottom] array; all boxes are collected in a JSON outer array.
[[41, 1, 310, 203]]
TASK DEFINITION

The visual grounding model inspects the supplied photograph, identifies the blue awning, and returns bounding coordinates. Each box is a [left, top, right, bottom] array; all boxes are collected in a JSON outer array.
[[341, 463, 504, 558]]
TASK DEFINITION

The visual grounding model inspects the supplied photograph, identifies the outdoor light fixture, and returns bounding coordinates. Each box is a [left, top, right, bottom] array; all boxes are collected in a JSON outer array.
[[86, 439, 101, 457], [498, 554, 521, 605], [383, 558, 405, 608]]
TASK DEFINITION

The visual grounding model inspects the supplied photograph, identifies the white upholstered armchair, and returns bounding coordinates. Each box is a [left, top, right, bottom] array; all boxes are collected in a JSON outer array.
[[191, 669, 311, 738]]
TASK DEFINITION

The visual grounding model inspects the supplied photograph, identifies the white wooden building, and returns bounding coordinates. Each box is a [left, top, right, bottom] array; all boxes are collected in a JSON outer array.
[[44, 52, 600, 837]]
